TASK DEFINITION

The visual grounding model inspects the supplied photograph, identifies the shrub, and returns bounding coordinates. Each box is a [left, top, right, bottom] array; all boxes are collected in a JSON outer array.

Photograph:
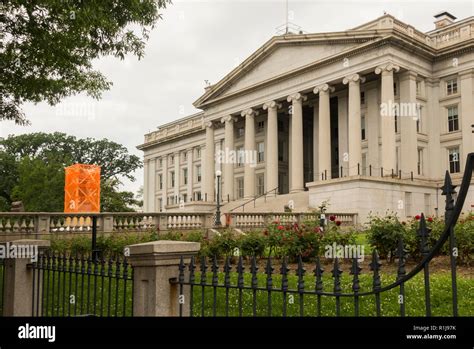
[[455, 213, 474, 265], [237, 231, 266, 258], [366, 213, 405, 262], [201, 230, 237, 259]]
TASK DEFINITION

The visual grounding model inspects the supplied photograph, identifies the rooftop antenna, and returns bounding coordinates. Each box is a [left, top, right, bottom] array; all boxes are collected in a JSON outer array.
[[275, 0, 306, 35]]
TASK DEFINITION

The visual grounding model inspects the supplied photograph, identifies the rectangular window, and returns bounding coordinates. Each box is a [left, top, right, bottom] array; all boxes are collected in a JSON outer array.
[[257, 174, 265, 196], [417, 148, 423, 175], [446, 78, 458, 95], [394, 112, 398, 133], [416, 81, 421, 96], [195, 191, 202, 201], [278, 140, 284, 161], [257, 121, 265, 132], [196, 165, 201, 182], [196, 147, 201, 159], [447, 106, 459, 132], [170, 171, 175, 188], [237, 177, 244, 199], [158, 198, 163, 212], [182, 194, 187, 203], [257, 142, 264, 163], [183, 168, 188, 185], [361, 115, 366, 140], [360, 91, 365, 105], [159, 174, 163, 190], [237, 146, 244, 167], [393, 82, 398, 96], [237, 127, 245, 137], [416, 106, 422, 133], [449, 148, 460, 173], [158, 158, 162, 168], [170, 155, 174, 165]]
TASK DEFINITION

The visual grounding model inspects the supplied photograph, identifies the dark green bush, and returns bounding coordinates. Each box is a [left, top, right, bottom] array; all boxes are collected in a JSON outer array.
[[237, 231, 267, 258]]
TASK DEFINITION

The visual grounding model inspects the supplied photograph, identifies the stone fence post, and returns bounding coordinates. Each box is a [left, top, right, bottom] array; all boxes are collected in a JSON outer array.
[[127, 240, 200, 316], [2, 239, 50, 316]]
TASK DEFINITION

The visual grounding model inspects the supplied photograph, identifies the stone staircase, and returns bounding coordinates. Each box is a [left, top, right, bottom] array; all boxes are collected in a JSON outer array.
[[221, 191, 311, 213]]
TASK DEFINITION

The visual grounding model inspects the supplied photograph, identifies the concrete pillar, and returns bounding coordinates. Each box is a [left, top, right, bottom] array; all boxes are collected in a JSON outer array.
[[203, 122, 215, 202], [312, 101, 319, 181], [337, 95, 348, 176], [343, 74, 365, 176], [162, 156, 168, 210], [313, 83, 334, 180], [426, 79, 441, 178], [186, 148, 193, 202], [263, 101, 281, 193], [221, 115, 235, 201], [287, 93, 307, 192], [242, 108, 258, 198], [174, 152, 180, 203], [366, 87, 380, 170], [128, 240, 200, 316], [460, 69, 474, 158], [399, 70, 418, 178], [2, 239, 50, 316], [375, 63, 399, 175], [143, 159, 149, 211]]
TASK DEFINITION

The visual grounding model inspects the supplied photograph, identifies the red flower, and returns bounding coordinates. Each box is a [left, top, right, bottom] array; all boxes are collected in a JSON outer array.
[[427, 217, 433, 223], [335, 220, 342, 226], [294, 223, 299, 229], [329, 215, 336, 221], [402, 221, 406, 225], [313, 227, 321, 233], [415, 215, 421, 220], [263, 229, 269, 236], [277, 225, 284, 231]]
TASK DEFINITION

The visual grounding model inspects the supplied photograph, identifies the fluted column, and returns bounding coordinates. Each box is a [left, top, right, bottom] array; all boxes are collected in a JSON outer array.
[[313, 84, 334, 180], [221, 115, 235, 201], [242, 108, 258, 198], [375, 63, 399, 175], [287, 93, 307, 192], [399, 70, 418, 177], [186, 148, 193, 202], [263, 101, 281, 193], [204, 121, 215, 201], [460, 69, 474, 156], [343, 74, 365, 176]]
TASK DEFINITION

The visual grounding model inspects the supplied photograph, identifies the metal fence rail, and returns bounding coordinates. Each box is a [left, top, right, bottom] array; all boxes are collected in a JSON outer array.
[[174, 153, 474, 317], [31, 254, 133, 317], [0, 259, 4, 316]]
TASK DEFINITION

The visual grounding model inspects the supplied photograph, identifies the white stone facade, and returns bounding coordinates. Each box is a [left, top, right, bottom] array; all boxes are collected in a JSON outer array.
[[138, 13, 474, 222]]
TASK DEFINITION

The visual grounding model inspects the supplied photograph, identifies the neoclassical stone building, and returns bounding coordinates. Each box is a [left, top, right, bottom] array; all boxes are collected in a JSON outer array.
[[138, 12, 474, 222]]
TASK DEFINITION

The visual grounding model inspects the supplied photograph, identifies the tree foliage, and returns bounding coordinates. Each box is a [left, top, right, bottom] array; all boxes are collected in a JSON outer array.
[[0, 132, 142, 212], [1, 0, 170, 124]]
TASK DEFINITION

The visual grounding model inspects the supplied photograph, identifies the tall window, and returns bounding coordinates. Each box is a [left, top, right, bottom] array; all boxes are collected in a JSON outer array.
[[449, 148, 460, 173], [360, 91, 365, 105], [257, 142, 265, 163], [196, 147, 201, 159], [237, 146, 244, 167], [237, 178, 244, 199], [158, 198, 163, 212], [393, 82, 398, 96], [170, 155, 174, 165], [361, 115, 366, 140], [278, 140, 284, 161], [446, 78, 458, 95], [170, 171, 175, 188], [195, 191, 202, 201], [196, 165, 201, 182], [257, 174, 265, 196], [158, 158, 162, 168], [416, 106, 422, 133], [183, 168, 188, 185], [447, 106, 459, 132], [182, 194, 187, 203], [257, 121, 265, 133], [417, 148, 423, 175], [159, 174, 163, 190]]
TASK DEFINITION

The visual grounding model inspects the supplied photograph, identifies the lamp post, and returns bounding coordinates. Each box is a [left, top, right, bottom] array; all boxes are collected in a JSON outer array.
[[215, 170, 222, 226]]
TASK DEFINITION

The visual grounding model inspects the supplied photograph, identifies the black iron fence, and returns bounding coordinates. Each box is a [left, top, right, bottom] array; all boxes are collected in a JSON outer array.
[[31, 254, 133, 317], [174, 153, 474, 317], [0, 259, 4, 315]]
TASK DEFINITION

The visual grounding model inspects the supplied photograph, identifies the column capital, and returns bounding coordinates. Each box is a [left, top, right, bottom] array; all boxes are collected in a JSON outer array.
[[287, 93, 307, 103], [375, 62, 400, 75], [241, 108, 259, 118], [203, 120, 215, 129], [343, 73, 366, 85], [263, 100, 282, 110], [313, 83, 335, 94], [220, 115, 236, 124]]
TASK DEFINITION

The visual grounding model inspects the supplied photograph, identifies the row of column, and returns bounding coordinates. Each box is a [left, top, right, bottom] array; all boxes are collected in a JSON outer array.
[[202, 63, 419, 201]]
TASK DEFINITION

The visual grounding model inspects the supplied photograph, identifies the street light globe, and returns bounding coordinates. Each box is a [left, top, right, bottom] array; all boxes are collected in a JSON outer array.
[[216, 170, 222, 177]]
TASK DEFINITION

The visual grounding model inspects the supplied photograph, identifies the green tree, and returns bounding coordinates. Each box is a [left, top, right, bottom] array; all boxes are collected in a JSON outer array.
[[11, 157, 65, 211], [1, 0, 170, 124]]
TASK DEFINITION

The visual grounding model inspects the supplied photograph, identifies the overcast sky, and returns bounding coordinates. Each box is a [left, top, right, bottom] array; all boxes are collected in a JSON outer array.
[[1, 0, 472, 195]]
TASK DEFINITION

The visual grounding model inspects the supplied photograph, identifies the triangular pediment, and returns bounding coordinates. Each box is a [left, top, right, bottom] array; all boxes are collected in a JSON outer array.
[[194, 32, 384, 107]]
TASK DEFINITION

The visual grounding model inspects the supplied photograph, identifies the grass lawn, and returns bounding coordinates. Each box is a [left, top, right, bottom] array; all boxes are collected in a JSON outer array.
[[190, 270, 473, 317]]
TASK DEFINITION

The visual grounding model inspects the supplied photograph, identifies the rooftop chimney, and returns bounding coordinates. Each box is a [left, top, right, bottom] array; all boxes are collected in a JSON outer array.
[[434, 11, 457, 29]]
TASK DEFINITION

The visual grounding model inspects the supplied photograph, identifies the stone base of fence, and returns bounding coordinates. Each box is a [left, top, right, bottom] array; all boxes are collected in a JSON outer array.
[[2, 239, 50, 316], [127, 240, 200, 316]]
